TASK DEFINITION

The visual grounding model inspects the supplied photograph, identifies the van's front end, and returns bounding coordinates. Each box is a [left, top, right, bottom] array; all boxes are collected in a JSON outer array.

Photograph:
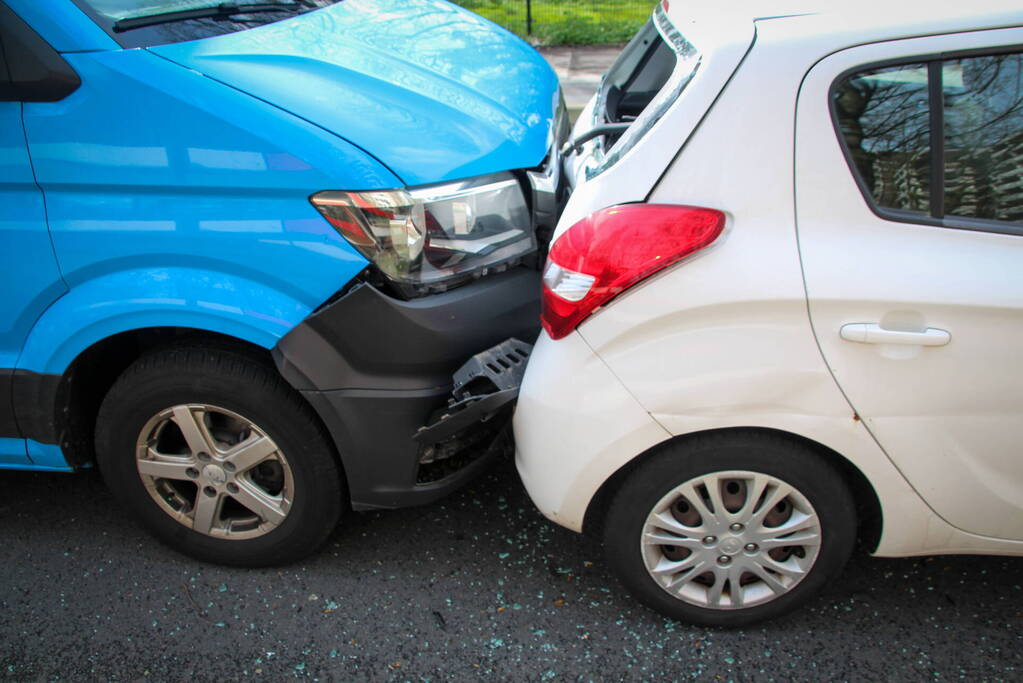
[[1, 0, 566, 564]]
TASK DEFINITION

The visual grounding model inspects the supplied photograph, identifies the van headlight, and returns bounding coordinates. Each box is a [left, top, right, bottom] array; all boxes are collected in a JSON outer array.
[[311, 172, 534, 296]]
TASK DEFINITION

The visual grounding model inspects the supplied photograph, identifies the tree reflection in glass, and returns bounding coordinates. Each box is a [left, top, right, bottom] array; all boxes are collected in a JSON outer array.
[[834, 63, 931, 215], [943, 54, 1023, 223]]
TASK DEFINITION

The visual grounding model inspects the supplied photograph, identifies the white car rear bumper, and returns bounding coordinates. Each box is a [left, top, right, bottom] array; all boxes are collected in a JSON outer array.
[[513, 330, 671, 532]]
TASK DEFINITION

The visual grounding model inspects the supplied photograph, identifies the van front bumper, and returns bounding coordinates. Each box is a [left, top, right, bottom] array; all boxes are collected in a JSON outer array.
[[272, 267, 540, 510]]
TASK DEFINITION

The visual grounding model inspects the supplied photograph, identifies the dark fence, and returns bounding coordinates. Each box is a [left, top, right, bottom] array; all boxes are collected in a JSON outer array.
[[452, 0, 653, 45]]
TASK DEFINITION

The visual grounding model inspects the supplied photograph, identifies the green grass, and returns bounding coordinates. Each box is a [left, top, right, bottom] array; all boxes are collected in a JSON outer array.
[[452, 0, 651, 45]]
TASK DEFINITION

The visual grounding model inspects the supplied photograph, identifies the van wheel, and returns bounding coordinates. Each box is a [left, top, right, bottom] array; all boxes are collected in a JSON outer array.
[[602, 433, 856, 627], [95, 346, 344, 567]]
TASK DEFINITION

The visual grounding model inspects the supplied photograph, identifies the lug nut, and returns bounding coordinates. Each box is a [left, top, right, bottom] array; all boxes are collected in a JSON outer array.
[[717, 555, 731, 565], [730, 523, 744, 533], [227, 483, 239, 494], [224, 462, 236, 473], [186, 467, 199, 479], [203, 486, 217, 498], [197, 452, 211, 462], [744, 543, 758, 552], [702, 535, 717, 545]]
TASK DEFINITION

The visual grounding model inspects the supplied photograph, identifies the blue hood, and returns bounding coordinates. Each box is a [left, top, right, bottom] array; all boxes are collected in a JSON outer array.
[[150, 0, 559, 187]]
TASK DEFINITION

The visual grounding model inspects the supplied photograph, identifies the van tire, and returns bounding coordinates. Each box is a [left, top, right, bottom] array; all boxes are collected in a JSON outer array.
[[95, 345, 344, 567]]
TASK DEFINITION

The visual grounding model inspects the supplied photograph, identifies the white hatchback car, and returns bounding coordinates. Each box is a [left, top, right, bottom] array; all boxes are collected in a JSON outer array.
[[514, 1, 1023, 626]]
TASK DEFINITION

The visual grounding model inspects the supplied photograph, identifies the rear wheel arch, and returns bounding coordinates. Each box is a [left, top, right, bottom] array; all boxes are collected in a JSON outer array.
[[582, 426, 882, 553]]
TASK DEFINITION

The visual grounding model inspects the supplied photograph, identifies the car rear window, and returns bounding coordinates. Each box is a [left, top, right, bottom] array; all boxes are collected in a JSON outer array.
[[833, 51, 1023, 232], [600, 20, 677, 123], [588, 2, 701, 179]]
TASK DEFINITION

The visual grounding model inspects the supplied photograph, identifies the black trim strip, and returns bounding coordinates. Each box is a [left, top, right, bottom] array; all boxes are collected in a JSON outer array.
[[928, 60, 945, 219], [0, 369, 17, 437], [0, 368, 61, 443]]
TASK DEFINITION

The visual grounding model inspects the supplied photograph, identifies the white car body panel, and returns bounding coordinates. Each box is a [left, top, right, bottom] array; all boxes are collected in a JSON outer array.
[[513, 331, 672, 530], [795, 27, 1023, 541], [515, 2, 1023, 561], [556, 4, 755, 237]]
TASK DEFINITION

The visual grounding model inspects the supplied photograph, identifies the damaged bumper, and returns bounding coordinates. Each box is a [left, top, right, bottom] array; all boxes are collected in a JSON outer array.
[[272, 268, 539, 510], [414, 337, 531, 477]]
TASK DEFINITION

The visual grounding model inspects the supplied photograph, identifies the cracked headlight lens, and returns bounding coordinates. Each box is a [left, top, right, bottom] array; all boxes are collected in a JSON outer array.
[[311, 172, 534, 295]]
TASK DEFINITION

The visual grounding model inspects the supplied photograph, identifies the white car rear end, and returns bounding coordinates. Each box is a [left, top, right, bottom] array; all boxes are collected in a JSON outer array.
[[514, 0, 1023, 626]]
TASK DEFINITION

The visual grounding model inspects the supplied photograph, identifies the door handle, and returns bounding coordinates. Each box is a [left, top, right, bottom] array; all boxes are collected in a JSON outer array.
[[840, 323, 951, 346]]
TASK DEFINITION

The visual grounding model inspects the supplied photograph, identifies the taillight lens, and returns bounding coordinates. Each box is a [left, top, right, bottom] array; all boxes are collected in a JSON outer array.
[[541, 204, 725, 339]]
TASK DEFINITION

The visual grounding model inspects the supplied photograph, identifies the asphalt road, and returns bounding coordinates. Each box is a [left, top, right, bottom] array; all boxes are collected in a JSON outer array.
[[1, 457, 1020, 681]]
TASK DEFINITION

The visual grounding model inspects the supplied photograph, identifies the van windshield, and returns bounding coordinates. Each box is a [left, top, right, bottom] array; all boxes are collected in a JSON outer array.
[[72, 0, 342, 48]]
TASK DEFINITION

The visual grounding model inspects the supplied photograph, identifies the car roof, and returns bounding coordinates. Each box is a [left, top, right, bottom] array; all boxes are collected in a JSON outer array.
[[749, 1, 1023, 41]]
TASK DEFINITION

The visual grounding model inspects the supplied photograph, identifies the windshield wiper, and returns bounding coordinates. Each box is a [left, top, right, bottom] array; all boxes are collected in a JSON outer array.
[[113, 1, 304, 32], [560, 123, 632, 155]]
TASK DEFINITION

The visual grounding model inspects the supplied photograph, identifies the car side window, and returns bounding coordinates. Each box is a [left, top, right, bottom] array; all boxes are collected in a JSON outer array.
[[834, 63, 932, 216], [832, 50, 1023, 233], [943, 55, 1023, 223]]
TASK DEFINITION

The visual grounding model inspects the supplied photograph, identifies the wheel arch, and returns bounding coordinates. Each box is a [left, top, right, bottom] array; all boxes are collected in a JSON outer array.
[[581, 426, 883, 553], [13, 264, 328, 466], [17, 265, 315, 377], [53, 327, 279, 468]]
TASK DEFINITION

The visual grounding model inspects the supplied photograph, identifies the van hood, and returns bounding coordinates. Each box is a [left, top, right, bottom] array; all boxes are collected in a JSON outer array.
[[149, 0, 559, 187]]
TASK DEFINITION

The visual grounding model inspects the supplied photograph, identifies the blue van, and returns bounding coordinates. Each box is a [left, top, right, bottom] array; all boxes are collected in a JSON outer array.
[[0, 0, 566, 565]]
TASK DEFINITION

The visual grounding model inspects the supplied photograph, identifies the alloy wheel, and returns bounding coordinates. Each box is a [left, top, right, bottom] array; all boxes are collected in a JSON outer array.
[[134, 404, 293, 540]]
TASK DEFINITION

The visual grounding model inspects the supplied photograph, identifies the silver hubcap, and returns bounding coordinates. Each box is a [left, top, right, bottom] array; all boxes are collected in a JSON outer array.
[[135, 404, 293, 540], [641, 470, 822, 610]]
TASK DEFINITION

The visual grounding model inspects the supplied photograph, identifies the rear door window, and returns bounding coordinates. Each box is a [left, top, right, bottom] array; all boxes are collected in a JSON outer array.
[[832, 50, 1023, 233], [943, 55, 1023, 223], [834, 63, 932, 216]]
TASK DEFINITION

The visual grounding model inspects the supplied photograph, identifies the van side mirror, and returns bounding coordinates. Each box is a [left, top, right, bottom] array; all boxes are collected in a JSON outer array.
[[0, 4, 81, 102]]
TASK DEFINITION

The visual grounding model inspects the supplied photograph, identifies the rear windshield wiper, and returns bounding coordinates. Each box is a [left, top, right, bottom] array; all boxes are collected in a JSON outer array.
[[561, 123, 632, 155], [113, 1, 306, 32]]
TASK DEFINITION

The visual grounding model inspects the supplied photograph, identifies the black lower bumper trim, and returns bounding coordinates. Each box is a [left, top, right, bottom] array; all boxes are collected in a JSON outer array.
[[273, 268, 540, 509]]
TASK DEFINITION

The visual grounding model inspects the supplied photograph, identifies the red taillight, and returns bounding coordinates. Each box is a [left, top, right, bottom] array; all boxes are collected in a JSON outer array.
[[541, 204, 726, 340]]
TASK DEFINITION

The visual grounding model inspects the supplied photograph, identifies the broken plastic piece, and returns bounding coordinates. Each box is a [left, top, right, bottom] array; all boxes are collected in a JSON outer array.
[[414, 338, 532, 465]]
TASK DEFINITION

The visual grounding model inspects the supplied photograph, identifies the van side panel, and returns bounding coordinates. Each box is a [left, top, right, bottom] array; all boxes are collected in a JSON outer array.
[[16, 266, 312, 375], [8, 47, 398, 471], [0, 102, 67, 372], [21, 48, 391, 357], [0, 438, 30, 467], [0, 99, 67, 463]]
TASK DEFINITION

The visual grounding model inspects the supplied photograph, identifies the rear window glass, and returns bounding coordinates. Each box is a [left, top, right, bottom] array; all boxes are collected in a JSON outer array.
[[833, 52, 1023, 230], [600, 20, 677, 123], [589, 3, 700, 179]]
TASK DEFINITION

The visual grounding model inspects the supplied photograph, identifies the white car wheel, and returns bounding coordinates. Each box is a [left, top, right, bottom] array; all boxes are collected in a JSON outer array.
[[603, 432, 857, 627]]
